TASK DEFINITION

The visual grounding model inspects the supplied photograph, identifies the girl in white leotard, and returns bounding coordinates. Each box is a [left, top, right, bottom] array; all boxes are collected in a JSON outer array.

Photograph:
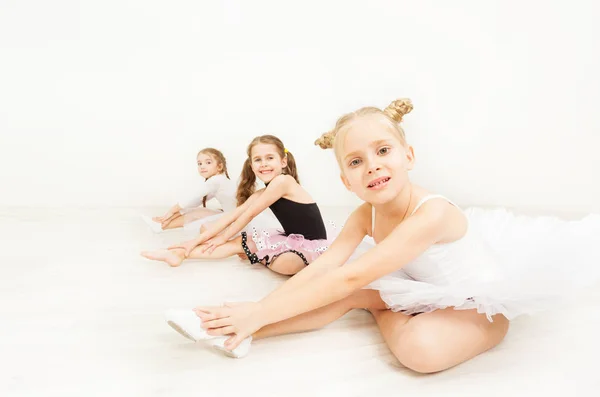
[[141, 148, 236, 234]]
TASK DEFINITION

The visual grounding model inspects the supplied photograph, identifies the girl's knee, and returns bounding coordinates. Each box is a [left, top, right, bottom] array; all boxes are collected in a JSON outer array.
[[392, 324, 448, 374], [270, 263, 305, 276], [392, 315, 510, 374], [269, 254, 306, 275]]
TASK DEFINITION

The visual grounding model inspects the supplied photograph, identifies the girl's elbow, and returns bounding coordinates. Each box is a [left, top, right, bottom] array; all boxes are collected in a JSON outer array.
[[340, 269, 368, 291]]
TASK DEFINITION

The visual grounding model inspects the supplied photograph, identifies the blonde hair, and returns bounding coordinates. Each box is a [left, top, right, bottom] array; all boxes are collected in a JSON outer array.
[[314, 98, 413, 163], [197, 148, 230, 207], [236, 135, 300, 206]]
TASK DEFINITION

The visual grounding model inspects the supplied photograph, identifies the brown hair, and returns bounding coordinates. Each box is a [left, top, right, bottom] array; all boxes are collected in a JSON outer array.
[[197, 148, 230, 207], [236, 135, 299, 206], [314, 98, 413, 164]]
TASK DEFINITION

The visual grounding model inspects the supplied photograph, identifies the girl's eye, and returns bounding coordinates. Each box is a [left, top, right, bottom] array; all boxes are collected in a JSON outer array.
[[349, 159, 361, 167], [378, 147, 390, 155]]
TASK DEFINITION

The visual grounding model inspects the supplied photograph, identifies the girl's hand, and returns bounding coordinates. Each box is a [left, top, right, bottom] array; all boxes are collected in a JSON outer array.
[[157, 205, 181, 225], [194, 302, 265, 351], [154, 211, 176, 226], [160, 210, 175, 221], [160, 213, 179, 229], [200, 234, 229, 254], [168, 239, 198, 257]]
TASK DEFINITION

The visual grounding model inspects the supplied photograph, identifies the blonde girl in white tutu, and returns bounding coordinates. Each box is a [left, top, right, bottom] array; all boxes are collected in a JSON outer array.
[[165, 98, 600, 370]]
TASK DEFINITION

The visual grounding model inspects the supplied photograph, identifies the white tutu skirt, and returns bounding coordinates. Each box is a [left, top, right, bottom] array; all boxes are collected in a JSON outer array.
[[366, 207, 600, 321]]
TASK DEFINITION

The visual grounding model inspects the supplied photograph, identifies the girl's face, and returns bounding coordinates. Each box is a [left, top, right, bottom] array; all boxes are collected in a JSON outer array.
[[339, 114, 415, 205], [250, 143, 287, 183], [197, 153, 222, 179]]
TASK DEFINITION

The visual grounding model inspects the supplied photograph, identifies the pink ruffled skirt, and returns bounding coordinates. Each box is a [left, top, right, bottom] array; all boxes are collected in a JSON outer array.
[[241, 221, 339, 267]]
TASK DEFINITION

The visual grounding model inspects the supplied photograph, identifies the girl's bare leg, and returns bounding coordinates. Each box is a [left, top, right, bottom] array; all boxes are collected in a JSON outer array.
[[251, 289, 387, 340], [371, 307, 509, 373], [141, 236, 245, 267], [161, 208, 222, 230]]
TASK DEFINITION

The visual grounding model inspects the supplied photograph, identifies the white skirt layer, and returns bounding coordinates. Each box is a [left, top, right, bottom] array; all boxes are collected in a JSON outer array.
[[366, 207, 600, 321]]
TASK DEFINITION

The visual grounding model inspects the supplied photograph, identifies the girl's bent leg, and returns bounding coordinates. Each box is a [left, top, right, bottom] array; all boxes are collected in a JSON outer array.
[[371, 307, 509, 374]]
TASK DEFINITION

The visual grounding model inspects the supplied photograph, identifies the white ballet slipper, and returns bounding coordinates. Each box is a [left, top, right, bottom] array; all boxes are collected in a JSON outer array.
[[164, 309, 214, 342], [208, 336, 253, 358]]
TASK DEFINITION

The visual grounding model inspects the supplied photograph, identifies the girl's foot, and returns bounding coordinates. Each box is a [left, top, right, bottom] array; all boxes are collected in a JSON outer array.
[[141, 215, 164, 233], [164, 309, 253, 358], [164, 309, 213, 341], [141, 249, 185, 267]]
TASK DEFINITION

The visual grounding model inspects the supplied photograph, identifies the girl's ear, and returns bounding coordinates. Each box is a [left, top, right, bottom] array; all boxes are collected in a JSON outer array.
[[405, 145, 415, 170], [340, 173, 352, 191]]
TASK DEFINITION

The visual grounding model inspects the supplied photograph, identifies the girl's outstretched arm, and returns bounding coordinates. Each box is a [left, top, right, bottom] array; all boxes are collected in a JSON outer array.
[[181, 174, 291, 252], [186, 194, 258, 246], [155, 204, 183, 224], [158, 177, 220, 224]]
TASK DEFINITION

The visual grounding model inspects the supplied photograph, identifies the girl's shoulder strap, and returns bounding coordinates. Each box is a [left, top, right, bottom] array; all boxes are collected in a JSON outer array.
[[371, 195, 458, 236], [410, 194, 458, 216], [371, 204, 375, 236]]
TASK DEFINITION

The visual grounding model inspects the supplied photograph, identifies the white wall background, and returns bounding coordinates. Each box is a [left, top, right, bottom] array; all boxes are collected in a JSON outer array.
[[1, 0, 599, 213]]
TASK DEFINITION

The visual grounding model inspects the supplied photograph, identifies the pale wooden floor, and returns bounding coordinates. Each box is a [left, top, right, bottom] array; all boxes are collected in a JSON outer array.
[[1, 207, 599, 397]]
